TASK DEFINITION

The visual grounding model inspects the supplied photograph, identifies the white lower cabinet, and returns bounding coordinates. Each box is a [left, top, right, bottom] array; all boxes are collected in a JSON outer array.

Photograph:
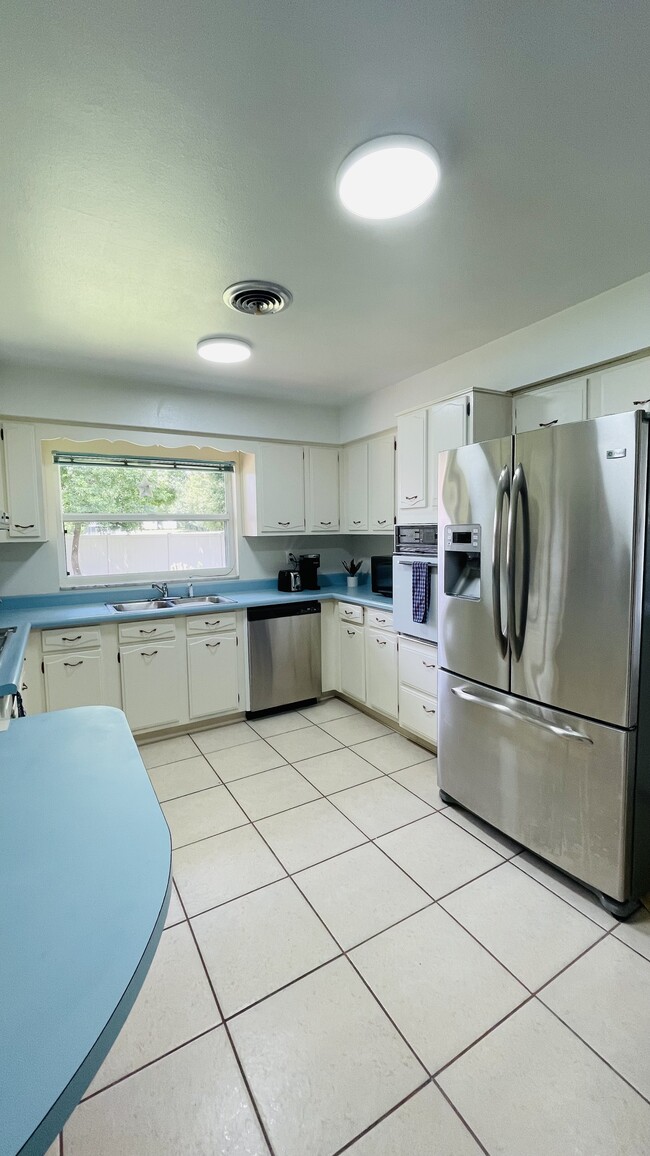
[[120, 639, 182, 731], [339, 620, 366, 702], [187, 634, 239, 720], [398, 637, 438, 746], [43, 650, 105, 712], [399, 684, 438, 745], [365, 628, 398, 719], [20, 632, 44, 715]]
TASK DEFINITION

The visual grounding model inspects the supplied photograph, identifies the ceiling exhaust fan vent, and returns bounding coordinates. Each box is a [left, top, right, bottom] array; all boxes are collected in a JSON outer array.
[[223, 280, 293, 316]]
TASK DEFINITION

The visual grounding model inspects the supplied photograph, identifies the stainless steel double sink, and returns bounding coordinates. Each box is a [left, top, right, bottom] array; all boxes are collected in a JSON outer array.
[[109, 595, 237, 613]]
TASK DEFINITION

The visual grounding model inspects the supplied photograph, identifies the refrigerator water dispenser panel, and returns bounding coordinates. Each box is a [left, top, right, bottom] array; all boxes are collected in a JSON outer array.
[[444, 524, 481, 600]]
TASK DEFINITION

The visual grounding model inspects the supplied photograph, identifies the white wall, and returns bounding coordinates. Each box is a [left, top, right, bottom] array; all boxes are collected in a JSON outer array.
[[0, 361, 341, 444], [341, 272, 650, 440]]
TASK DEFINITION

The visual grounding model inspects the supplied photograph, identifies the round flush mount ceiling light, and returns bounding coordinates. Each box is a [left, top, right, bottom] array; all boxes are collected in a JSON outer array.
[[336, 135, 441, 220], [196, 336, 252, 364]]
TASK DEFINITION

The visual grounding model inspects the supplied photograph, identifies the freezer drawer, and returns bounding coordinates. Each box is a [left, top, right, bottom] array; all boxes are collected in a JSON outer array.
[[438, 669, 634, 900]]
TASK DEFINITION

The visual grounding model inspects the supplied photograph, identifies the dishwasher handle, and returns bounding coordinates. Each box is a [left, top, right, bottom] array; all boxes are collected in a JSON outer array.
[[247, 601, 321, 622]]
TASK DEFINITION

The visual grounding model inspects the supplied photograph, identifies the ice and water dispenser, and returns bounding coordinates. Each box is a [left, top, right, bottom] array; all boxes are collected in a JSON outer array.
[[443, 525, 481, 600]]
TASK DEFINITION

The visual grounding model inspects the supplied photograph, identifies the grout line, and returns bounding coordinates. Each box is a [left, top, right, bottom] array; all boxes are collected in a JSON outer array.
[[80, 1025, 221, 1102], [533, 928, 611, 997], [536, 997, 650, 1108], [325, 792, 436, 841], [170, 817, 251, 853], [220, 948, 346, 1024], [432, 994, 537, 1081], [176, 883, 278, 1156], [329, 1079, 432, 1156], [154, 777, 223, 805], [432, 1079, 492, 1156], [607, 928, 650, 966]]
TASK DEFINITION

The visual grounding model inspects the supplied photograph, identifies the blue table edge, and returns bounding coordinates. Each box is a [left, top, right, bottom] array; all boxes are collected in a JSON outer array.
[[19, 872, 172, 1156]]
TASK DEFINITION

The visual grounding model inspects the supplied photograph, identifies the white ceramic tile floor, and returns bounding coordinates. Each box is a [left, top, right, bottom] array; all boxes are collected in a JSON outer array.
[[331, 775, 433, 838], [62, 703, 650, 1154]]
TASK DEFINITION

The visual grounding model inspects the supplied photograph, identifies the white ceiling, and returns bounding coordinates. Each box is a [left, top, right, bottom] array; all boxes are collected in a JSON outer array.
[[2, 0, 650, 403]]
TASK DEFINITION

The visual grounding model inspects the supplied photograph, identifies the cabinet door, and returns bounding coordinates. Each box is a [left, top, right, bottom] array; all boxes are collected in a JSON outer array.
[[368, 435, 395, 533], [339, 621, 366, 701], [187, 635, 239, 720], [43, 651, 105, 712], [397, 410, 427, 515], [343, 442, 369, 531], [514, 378, 588, 433], [365, 629, 398, 719], [399, 684, 438, 745], [3, 422, 44, 539], [120, 640, 181, 731], [256, 443, 305, 532], [306, 447, 340, 532], [588, 360, 650, 419], [428, 398, 468, 517], [20, 633, 44, 715]]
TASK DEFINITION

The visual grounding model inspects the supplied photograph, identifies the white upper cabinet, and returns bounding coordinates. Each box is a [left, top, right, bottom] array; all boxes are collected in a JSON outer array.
[[343, 441, 369, 531], [306, 446, 340, 532], [397, 409, 428, 519], [513, 378, 588, 433], [588, 359, 650, 419], [0, 421, 46, 540], [368, 435, 395, 533], [428, 397, 467, 519], [242, 442, 305, 534]]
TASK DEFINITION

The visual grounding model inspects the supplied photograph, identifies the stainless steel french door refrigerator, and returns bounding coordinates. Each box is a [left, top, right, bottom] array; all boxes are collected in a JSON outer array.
[[437, 410, 650, 916]]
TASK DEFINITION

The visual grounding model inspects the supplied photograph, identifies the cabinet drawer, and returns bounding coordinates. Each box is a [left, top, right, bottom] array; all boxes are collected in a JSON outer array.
[[366, 607, 394, 632], [338, 602, 364, 624], [399, 685, 438, 745], [186, 612, 236, 636], [118, 618, 176, 644], [42, 626, 101, 652], [399, 637, 437, 696]]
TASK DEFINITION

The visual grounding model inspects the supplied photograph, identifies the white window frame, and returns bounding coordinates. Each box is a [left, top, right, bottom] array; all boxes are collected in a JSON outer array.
[[55, 453, 238, 588]]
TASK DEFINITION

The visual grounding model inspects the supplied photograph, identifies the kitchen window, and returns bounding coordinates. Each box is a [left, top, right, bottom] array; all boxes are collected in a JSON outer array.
[[54, 452, 236, 583]]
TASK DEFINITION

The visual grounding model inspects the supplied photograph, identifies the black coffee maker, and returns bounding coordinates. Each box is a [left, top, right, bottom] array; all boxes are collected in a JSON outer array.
[[298, 553, 320, 590]]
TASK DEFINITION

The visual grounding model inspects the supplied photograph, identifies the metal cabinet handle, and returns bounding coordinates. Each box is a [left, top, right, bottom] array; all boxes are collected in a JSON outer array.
[[422, 661, 435, 668], [421, 704, 436, 714], [634, 398, 650, 406], [376, 639, 387, 646], [320, 521, 332, 526], [451, 684, 593, 744], [346, 629, 356, 635], [507, 463, 530, 662], [204, 620, 221, 626], [22, 683, 28, 691], [353, 520, 361, 525], [140, 650, 158, 657], [538, 419, 558, 427], [405, 494, 418, 500], [278, 521, 290, 526], [206, 641, 221, 648], [62, 635, 82, 642], [139, 628, 157, 635], [344, 610, 354, 615], [63, 660, 83, 668], [377, 519, 387, 524], [14, 523, 35, 529], [376, 617, 386, 623], [492, 463, 510, 659]]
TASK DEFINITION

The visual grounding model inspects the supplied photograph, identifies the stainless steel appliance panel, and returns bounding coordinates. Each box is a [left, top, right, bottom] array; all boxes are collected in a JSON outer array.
[[438, 436, 512, 691], [510, 412, 645, 726], [248, 604, 321, 712], [438, 669, 634, 900]]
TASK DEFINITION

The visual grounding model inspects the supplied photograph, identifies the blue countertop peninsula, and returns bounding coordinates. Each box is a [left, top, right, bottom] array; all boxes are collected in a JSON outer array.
[[0, 707, 171, 1155]]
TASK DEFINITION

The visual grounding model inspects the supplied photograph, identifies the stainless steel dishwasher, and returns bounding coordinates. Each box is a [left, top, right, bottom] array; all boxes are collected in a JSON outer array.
[[247, 601, 321, 714]]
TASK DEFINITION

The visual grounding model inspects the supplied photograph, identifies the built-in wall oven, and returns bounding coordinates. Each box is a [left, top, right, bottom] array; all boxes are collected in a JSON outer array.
[[392, 525, 438, 642]]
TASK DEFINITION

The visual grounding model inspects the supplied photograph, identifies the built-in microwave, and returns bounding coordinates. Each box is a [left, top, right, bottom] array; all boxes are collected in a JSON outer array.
[[371, 555, 393, 597]]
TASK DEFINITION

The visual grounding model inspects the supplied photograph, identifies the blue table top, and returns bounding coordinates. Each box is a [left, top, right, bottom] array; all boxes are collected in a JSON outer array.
[[0, 578, 393, 695], [0, 707, 171, 1156]]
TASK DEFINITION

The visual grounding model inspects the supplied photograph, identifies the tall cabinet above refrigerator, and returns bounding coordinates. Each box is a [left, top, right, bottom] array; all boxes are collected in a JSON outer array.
[[437, 411, 650, 917]]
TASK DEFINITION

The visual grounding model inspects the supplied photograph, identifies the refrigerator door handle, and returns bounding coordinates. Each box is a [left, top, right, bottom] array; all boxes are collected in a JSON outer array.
[[492, 464, 510, 657], [450, 684, 594, 744], [507, 462, 531, 661]]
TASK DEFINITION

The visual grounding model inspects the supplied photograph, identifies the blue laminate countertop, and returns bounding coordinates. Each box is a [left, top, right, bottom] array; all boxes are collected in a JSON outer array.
[[0, 576, 393, 694], [0, 707, 171, 1156]]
